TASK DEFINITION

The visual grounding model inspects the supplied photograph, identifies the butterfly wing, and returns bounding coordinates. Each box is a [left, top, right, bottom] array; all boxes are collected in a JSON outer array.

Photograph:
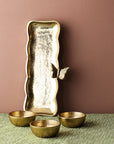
[[59, 67, 70, 80], [51, 63, 58, 78]]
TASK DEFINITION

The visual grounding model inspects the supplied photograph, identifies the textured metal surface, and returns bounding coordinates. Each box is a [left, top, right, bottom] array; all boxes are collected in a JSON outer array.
[[58, 112, 86, 128], [8, 111, 36, 126], [30, 120, 60, 138], [24, 21, 60, 116]]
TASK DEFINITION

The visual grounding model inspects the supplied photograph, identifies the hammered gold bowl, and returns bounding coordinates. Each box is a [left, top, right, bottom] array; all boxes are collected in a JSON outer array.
[[30, 120, 60, 138], [58, 112, 86, 128], [9, 111, 36, 126]]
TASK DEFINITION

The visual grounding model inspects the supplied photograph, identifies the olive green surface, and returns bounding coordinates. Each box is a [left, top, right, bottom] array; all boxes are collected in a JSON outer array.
[[0, 114, 114, 144]]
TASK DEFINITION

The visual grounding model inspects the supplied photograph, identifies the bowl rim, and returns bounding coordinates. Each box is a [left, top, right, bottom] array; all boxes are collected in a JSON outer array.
[[8, 110, 36, 118], [30, 119, 60, 128], [58, 111, 86, 119]]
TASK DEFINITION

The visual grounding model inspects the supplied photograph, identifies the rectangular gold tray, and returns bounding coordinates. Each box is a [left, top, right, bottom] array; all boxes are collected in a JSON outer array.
[[23, 21, 60, 116]]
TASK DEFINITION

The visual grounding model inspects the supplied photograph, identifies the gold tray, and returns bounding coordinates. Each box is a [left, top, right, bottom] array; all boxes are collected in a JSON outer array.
[[23, 21, 60, 116]]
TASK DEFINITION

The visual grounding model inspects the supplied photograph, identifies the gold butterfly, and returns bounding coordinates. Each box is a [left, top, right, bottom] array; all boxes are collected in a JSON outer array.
[[51, 63, 70, 80]]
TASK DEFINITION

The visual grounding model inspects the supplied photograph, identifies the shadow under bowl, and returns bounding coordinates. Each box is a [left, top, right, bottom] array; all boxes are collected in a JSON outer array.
[[58, 112, 86, 128], [9, 110, 36, 126], [30, 120, 60, 138]]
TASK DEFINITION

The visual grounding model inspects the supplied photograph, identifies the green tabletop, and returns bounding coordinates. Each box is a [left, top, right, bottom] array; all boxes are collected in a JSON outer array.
[[0, 114, 114, 144]]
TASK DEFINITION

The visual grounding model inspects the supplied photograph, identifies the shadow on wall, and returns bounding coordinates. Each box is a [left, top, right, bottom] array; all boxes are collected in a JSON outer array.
[[57, 23, 83, 113]]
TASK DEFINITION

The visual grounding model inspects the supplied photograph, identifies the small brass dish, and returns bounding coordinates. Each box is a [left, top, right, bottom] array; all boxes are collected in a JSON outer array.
[[30, 120, 60, 138], [9, 111, 36, 126], [58, 112, 86, 128]]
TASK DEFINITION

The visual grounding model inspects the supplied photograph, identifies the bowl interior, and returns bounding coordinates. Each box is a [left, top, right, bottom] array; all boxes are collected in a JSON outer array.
[[9, 111, 35, 118], [59, 112, 85, 119], [31, 120, 60, 128]]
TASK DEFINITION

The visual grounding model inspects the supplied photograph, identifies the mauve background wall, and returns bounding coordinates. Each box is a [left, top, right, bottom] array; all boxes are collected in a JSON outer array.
[[0, 0, 114, 113]]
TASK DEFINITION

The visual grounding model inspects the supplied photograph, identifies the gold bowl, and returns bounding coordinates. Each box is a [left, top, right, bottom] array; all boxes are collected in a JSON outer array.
[[58, 112, 86, 128], [9, 111, 36, 126], [30, 120, 60, 138]]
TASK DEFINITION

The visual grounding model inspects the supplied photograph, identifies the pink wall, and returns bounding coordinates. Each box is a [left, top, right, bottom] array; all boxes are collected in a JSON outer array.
[[0, 0, 114, 113]]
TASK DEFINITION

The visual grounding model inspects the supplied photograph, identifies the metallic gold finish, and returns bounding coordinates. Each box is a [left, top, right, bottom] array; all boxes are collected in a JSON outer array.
[[30, 120, 60, 138], [23, 21, 60, 116], [51, 63, 69, 80], [58, 112, 86, 128], [9, 111, 36, 126]]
